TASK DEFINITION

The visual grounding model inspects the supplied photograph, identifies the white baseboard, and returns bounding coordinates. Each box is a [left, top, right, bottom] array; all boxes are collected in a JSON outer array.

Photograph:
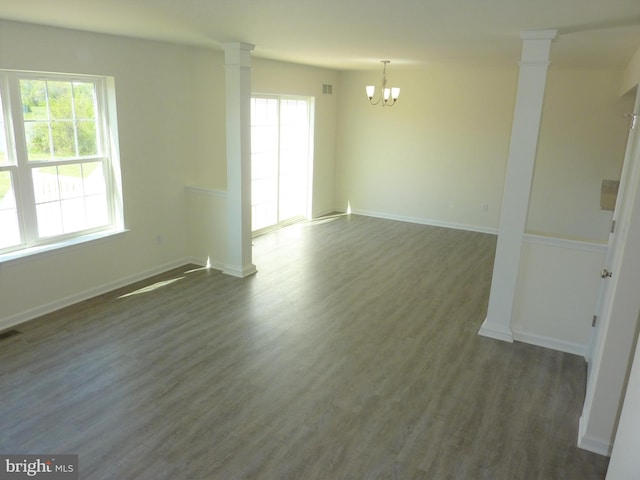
[[578, 415, 612, 456], [478, 318, 514, 343], [0, 258, 192, 332], [186, 256, 225, 271], [512, 329, 588, 357], [350, 208, 499, 235], [223, 263, 257, 278]]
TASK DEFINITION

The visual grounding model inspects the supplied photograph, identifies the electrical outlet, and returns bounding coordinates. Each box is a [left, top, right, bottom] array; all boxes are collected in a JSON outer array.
[[481, 203, 489, 213]]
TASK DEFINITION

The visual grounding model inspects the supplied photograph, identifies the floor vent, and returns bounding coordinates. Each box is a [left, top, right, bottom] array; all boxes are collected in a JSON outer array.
[[0, 329, 21, 341]]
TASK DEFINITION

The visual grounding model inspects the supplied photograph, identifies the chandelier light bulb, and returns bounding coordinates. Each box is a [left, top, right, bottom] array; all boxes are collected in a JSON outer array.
[[366, 85, 375, 99]]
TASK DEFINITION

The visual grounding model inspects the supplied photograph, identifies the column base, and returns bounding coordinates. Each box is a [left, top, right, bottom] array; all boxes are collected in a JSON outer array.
[[223, 263, 257, 278], [478, 317, 514, 343]]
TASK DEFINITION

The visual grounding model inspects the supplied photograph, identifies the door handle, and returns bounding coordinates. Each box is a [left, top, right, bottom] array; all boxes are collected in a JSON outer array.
[[601, 269, 613, 278]]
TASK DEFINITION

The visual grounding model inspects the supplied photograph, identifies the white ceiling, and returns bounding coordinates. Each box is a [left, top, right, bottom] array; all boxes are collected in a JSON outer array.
[[1, 0, 640, 70]]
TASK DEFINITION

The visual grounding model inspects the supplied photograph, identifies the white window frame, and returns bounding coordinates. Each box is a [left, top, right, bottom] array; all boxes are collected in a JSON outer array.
[[0, 70, 124, 262]]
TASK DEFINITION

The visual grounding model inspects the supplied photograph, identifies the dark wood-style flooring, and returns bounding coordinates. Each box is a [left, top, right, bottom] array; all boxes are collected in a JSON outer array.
[[0, 214, 609, 479]]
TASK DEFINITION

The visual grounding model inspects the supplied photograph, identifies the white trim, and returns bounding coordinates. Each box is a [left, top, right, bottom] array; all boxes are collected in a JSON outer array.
[[0, 228, 129, 266], [578, 416, 612, 456], [512, 329, 587, 357], [223, 263, 257, 278], [0, 257, 191, 332], [313, 208, 340, 219], [523, 233, 608, 254], [186, 256, 226, 272], [478, 318, 514, 342], [184, 185, 227, 198], [350, 208, 499, 235]]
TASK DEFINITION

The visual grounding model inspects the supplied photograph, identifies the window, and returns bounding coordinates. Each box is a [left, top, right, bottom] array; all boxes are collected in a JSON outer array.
[[0, 71, 122, 256]]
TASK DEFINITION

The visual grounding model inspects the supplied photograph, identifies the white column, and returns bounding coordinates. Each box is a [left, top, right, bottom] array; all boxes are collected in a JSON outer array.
[[479, 30, 557, 341], [223, 42, 257, 278]]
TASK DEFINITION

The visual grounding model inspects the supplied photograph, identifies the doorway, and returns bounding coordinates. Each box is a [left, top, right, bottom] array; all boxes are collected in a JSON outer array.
[[250, 95, 313, 234]]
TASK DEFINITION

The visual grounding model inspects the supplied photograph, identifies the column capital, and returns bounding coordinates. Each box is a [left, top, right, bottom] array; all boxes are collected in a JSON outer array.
[[223, 42, 255, 67], [520, 29, 558, 41], [519, 30, 557, 64]]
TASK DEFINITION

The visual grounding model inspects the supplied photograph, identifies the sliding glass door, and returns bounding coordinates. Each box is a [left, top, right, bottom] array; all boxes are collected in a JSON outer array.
[[250, 96, 313, 233]]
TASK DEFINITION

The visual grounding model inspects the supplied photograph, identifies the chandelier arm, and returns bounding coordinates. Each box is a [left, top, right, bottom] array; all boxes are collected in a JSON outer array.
[[367, 60, 398, 106], [369, 92, 382, 105]]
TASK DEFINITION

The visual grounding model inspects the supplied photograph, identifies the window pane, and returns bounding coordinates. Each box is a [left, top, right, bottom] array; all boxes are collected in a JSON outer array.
[[73, 82, 96, 119], [252, 177, 277, 205], [0, 170, 15, 208], [20, 80, 48, 121], [32, 166, 60, 203], [20, 79, 99, 161], [0, 170, 21, 248], [48, 81, 73, 120], [0, 209, 21, 248], [61, 198, 87, 233], [32, 161, 109, 238], [36, 201, 63, 238], [77, 120, 97, 156], [0, 128, 7, 166], [51, 121, 76, 157], [85, 194, 109, 228], [57, 164, 83, 200], [83, 162, 105, 195], [24, 122, 51, 160], [0, 93, 9, 166]]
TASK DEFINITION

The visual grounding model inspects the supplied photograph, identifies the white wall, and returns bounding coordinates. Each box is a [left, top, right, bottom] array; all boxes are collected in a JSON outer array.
[[335, 67, 517, 233], [528, 69, 633, 243], [509, 69, 633, 356], [621, 46, 640, 96], [187, 49, 227, 190], [0, 21, 207, 327], [252, 57, 339, 219], [512, 236, 607, 355], [335, 66, 631, 239], [186, 57, 340, 268]]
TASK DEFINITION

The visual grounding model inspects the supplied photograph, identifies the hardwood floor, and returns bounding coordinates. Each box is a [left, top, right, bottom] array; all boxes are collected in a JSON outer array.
[[0, 214, 609, 479]]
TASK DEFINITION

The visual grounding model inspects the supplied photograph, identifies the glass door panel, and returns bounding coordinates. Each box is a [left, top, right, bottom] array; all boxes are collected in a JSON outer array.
[[251, 96, 312, 233]]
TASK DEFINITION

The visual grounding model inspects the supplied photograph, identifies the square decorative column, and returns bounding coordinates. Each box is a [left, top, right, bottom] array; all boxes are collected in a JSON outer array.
[[479, 30, 557, 341], [223, 42, 257, 278]]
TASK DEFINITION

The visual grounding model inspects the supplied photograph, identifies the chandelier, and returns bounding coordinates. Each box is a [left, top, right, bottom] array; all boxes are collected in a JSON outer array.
[[366, 60, 400, 106]]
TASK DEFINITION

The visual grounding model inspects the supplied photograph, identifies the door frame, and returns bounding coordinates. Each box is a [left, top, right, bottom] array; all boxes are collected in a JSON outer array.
[[579, 85, 640, 454]]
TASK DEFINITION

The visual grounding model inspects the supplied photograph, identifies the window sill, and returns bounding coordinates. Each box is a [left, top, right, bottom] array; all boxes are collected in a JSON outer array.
[[0, 228, 129, 266]]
